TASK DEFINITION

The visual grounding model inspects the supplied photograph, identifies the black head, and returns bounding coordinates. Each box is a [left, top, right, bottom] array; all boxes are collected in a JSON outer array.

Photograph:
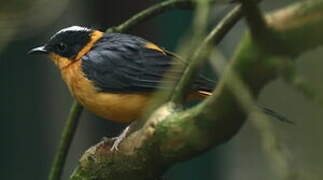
[[28, 26, 93, 59]]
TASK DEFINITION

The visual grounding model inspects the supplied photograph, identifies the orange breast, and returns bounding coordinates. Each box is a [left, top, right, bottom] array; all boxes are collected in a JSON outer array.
[[58, 59, 151, 123]]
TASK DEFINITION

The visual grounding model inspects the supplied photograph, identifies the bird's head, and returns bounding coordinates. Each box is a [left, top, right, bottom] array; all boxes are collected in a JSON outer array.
[[28, 26, 103, 69]]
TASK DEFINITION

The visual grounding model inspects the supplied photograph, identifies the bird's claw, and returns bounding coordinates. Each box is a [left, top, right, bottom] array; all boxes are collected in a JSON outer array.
[[109, 126, 130, 152], [110, 137, 122, 151]]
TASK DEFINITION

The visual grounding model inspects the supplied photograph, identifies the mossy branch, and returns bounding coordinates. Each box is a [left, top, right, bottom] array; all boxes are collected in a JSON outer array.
[[70, 0, 323, 179]]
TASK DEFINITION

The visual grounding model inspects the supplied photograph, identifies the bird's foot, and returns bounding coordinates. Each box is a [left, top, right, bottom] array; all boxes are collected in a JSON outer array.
[[110, 126, 130, 152]]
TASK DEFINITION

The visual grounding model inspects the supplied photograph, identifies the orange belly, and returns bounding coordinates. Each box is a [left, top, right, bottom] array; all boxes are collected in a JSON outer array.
[[54, 58, 150, 123], [77, 92, 151, 123]]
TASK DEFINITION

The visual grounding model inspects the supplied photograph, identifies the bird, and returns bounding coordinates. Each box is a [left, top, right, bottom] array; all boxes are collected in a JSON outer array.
[[28, 26, 217, 150], [28, 26, 289, 150]]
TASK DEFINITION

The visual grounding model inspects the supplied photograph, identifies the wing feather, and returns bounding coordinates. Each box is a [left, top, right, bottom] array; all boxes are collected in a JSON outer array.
[[82, 33, 215, 93]]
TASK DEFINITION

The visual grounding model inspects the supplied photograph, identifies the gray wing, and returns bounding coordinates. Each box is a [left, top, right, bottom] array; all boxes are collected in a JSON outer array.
[[82, 33, 215, 93]]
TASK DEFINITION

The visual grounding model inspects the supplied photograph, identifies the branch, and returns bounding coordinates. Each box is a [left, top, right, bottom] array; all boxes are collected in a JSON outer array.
[[169, 0, 212, 105], [106, 0, 221, 33], [71, 0, 323, 179], [48, 102, 83, 180], [171, 4, 243, 104], [239, 0, 269, 39], [238, 0, 282, 54]]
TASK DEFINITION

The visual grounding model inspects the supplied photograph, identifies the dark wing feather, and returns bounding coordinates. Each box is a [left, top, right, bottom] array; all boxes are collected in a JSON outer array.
[[82, 33, 215, 93]]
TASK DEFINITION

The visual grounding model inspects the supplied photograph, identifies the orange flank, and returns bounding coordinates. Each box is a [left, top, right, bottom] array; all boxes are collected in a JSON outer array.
[[187, 90, 212, 101], [144, 43, 166, 55], [60, 59, 152, 123], [197, 90, 212, 96]]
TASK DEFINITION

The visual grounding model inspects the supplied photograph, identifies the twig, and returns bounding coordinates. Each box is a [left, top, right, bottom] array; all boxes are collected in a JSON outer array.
[[106, 0, 219, 33], [48, 102, 83, 180], [169, 0, 212, 105], [239, 0, 268, 36], [238, 0, 280, 52], [171, 4, 243, 104]]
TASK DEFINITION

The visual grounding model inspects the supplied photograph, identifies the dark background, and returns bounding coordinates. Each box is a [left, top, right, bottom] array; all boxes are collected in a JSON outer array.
[[2, 0, 323, 179]]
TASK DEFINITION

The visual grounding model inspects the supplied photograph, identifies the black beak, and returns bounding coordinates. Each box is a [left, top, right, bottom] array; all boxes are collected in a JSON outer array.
[[28, 46, 48, 55]]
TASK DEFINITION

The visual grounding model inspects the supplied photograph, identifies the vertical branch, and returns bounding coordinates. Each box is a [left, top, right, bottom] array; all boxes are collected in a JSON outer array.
[[204, 5, 243, 45], [239, 0, 268, 36], [48, 102, 83, 180], [234, 1, 297, 179], [238, 0, 279, 52], [171, 4, 243, 104], [170, 0, 211, 105]]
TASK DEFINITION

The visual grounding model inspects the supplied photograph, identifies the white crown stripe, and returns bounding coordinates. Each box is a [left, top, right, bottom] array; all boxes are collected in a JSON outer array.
[[50, 26, 91, 40]]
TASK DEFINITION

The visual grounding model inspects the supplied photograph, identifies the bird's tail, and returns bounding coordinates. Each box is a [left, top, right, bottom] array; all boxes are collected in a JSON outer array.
[[189, 90, 292, 124]]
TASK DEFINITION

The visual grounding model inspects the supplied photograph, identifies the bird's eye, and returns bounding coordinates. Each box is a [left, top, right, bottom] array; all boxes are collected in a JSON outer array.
[[56, 42, 67, 52]]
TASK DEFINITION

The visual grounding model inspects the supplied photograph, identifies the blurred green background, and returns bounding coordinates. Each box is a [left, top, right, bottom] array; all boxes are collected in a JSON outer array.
[[2, 0, 323, 179]]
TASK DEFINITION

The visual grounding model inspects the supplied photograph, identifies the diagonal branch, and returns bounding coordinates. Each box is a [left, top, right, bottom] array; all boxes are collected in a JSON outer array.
[[107, 0, 222, 33]]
